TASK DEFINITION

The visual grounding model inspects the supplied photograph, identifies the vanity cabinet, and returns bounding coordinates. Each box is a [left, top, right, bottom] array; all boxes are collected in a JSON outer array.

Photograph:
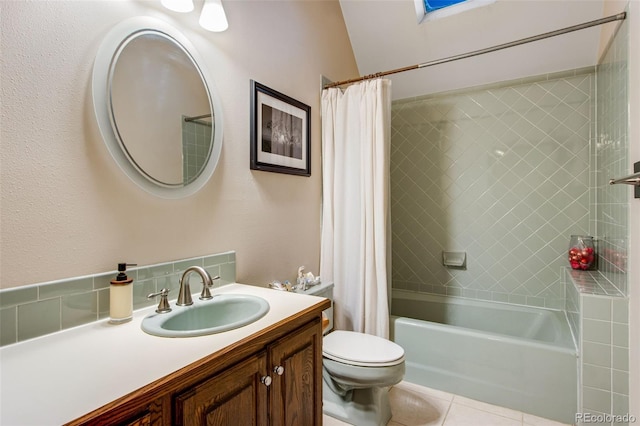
[[269, 320, 321, 425], [175, 319, 322, 426], [175, 352, 269, 425], [67, 306, 327, 426]]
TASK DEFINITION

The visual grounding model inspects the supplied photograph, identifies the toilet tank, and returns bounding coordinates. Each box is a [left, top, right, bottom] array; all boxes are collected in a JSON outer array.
[[296, 282, 333, 334]]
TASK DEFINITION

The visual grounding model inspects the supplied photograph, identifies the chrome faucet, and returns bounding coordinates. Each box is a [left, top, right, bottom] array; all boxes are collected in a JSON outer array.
[[176, 266, 219, 306]]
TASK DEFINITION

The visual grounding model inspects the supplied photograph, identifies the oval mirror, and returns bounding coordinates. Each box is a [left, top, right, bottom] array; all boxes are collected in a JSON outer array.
[[92, 17, 223, 198]]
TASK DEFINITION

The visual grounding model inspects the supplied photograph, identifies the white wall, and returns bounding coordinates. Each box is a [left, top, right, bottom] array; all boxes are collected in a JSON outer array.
[[0, 0, 359, 289], [340, 0, 607, 100]]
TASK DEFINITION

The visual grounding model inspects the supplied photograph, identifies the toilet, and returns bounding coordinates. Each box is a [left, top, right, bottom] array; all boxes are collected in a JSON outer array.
[[300, 282, 405, 426]]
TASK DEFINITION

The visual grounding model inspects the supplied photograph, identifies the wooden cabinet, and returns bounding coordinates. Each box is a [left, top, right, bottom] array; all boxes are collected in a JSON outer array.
[[269, 320, 322, 426], [175, 352, 269, 426], [175, 319, 322, 426], [68, 398, 164, 426], [67, 306, 328, 426]]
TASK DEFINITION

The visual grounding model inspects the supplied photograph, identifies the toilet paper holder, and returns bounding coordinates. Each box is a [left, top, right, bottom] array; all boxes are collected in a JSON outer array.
[[442, 251, 466, 269]]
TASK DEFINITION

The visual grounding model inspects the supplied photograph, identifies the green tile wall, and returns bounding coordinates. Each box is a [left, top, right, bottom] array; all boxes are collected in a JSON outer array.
[[182, 117, 213, 184], [595, 11, 629, 297], [391, 68, 594, 309], [567, 13, 630, 425], [579, 290, 629, 424], [0, 251, 236, 347]]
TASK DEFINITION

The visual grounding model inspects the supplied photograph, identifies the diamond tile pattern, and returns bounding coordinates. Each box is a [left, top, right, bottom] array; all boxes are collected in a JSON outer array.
[[391, 70, 594, 309]]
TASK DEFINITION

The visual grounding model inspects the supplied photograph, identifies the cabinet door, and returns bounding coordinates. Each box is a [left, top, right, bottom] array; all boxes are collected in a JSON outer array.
[[269, 319, 322, 426], [174, 352, 268, 426]]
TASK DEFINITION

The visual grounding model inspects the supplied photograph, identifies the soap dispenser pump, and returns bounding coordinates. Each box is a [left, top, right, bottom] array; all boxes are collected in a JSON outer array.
[[109, 262, 136, 324]]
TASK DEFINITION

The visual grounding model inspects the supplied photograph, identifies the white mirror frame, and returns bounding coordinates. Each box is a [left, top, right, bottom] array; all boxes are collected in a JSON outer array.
[[92, 16, 223, 199]]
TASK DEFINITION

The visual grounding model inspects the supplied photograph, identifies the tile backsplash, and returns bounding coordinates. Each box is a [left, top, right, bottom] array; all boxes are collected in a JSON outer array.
[[0, 252, 236, 347], [391, 68, 594, 309]]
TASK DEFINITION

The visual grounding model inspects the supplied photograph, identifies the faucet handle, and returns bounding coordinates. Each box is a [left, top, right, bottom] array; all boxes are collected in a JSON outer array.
[[199, 275, 220, 300], [147, 288, 172, 313]]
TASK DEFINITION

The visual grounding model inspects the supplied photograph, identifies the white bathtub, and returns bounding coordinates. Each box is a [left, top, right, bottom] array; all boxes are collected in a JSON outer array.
[[390, 290, 577, 424]]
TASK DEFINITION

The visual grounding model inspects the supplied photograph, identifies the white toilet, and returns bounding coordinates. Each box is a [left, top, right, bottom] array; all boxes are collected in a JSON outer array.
[[300, 282, 405, 426]]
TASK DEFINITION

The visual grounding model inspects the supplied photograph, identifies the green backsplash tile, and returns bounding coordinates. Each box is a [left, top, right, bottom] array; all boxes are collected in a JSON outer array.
[[220, 262, 236, 284], [1, 307, 17, 346], [62, 292, 97, 330], [97, 288, 110, 320], [204, 253, 229, 267], [204, 265, 221, 282], [145, 263, 174, 280], [155, 274, 181, 296], [17, 298, 61, 341], [133, 279, 157, 311], [0, 286, 38, 308], [0, 251, 236, 347], [174, 258, 205, 273], [39, 277, 93, 300], [94, 273, 114, 290]]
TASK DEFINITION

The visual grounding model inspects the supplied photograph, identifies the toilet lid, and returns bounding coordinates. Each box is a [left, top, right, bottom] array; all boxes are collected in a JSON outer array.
[[323, 330, 405, 367]]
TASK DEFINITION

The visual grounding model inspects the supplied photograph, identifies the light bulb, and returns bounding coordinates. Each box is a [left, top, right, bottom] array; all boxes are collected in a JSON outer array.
[[161, 0, 194, 13], [199, 0, 229, 32]]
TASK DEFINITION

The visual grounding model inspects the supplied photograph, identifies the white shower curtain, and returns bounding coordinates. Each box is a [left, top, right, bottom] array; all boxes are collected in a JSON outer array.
[[320, 79, 392, 338]]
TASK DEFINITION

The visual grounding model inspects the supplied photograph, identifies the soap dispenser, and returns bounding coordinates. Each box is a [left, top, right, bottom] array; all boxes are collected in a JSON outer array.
[[110, 263, 136, 324]]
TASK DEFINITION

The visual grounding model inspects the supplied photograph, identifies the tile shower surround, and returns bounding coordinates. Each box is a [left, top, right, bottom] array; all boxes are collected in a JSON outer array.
[[391, 68, 595, 309], [569, 16, 629, 424], [566, 269, 630, 423], [0, 252, 236, 347], [594, 14, 629, 297]]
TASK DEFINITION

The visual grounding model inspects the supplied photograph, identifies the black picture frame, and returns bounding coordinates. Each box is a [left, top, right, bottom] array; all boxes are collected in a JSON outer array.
[[250, 80, 311, 176]]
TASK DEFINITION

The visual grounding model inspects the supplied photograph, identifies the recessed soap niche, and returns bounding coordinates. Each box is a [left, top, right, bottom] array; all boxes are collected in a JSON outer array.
[[442, 251, 466, 269]]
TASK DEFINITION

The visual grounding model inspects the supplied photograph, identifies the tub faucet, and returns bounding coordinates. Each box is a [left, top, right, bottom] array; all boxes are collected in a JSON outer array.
[[177, 266, 218, 306]]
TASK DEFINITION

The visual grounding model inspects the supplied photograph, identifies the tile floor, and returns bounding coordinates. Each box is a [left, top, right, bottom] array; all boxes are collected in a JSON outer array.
[[322, 381, 573, 426]]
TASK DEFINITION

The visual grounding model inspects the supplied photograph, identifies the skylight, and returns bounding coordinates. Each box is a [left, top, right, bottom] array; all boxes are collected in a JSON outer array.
[[423, 0, 467, 13], [414, 0, 495, 23]]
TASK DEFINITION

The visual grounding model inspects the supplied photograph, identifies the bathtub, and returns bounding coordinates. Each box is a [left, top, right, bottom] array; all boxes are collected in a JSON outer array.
[[390, 290, 577, 424]]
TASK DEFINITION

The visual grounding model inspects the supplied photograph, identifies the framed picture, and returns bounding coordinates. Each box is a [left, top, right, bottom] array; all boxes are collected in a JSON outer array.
[[250, 80, 311, 176]]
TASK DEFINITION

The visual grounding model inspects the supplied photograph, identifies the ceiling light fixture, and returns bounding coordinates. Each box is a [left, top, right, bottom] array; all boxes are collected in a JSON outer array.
[[199, 0, 229, 32], [161, 0, 194, 13]]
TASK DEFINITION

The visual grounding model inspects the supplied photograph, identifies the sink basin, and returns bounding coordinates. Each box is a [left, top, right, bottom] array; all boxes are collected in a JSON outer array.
[[141, 294, 270, 337]]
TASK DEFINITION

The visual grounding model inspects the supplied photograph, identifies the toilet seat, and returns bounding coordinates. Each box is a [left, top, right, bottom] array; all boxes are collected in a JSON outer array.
[[323, 330, 405, 367]]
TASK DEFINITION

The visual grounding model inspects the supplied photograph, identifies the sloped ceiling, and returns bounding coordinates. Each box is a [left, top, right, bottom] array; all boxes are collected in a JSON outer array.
[[338, 0, 616, 100]]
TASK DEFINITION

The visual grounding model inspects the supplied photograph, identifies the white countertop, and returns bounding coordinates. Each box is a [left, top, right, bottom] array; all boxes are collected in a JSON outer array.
[[0, 283, 326, 426]]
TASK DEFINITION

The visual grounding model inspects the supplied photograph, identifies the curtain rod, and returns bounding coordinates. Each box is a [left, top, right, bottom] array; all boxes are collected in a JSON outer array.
[[324, 12, 626, 89]]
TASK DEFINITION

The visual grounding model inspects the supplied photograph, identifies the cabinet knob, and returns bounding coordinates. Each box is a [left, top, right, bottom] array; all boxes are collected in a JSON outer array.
[[273, 365, 284, 375], [260, 375, 272, 387]]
